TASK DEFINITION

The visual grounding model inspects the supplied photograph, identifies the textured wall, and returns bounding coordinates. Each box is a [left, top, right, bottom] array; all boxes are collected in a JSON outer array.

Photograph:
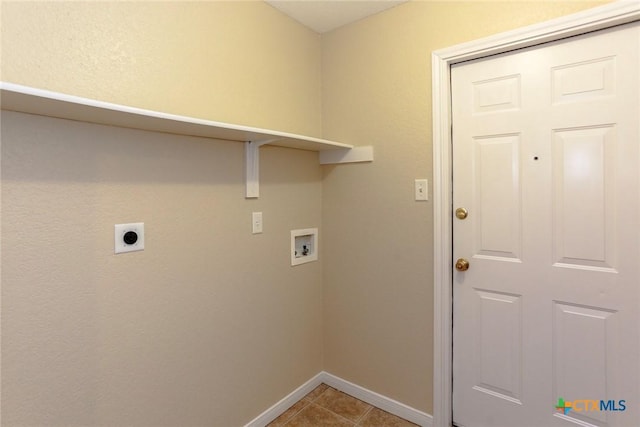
[[1, 2, 323, 426], [1, 0, 614, 424], [321, 0, 609, 414], [0, 1, 321, 136]]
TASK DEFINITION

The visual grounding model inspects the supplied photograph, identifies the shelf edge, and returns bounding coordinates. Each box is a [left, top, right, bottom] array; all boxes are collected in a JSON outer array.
[[0, 82, 353, 152]]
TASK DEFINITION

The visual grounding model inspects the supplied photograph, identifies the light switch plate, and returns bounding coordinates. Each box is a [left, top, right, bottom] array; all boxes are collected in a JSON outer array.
[[252, 212, 263, 234], [415, 179, 428, 201]]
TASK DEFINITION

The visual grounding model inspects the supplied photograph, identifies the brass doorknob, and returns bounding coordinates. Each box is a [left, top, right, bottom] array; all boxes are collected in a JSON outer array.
[[455, 258, 470, 271], [455, 208, 468, 220]]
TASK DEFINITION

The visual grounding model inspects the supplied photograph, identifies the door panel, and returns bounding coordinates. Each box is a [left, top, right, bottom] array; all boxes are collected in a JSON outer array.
[[473, 75, 521, 113], [552, 302, 616, 426], [474, 134, 522, 260], [452, 23, 639, 427], [552, 125, 616, 270], [474, 289, 523, 403], [551, 57, 615, 104]]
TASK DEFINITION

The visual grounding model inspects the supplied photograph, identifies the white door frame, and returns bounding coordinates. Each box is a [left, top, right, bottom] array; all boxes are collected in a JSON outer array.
[[431, 3, 640, 427]]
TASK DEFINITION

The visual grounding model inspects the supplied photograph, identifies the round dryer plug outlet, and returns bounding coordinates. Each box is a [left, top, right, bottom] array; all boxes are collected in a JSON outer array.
[[115, 223, 145, 254]]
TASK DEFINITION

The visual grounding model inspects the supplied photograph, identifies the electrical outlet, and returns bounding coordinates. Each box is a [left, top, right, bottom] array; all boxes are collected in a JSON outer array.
[[115, 223, 145, 254]]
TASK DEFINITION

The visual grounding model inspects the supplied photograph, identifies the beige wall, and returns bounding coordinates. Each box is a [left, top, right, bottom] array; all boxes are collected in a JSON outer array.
[[1, 2, 323, 426], [1, 0, 614, 425], [1, 1, 322, 136], [321, 0, 608, 415]]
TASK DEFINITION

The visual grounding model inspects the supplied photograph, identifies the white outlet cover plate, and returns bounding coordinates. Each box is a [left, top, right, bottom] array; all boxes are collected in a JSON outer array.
[[115, 223, 145, 254]]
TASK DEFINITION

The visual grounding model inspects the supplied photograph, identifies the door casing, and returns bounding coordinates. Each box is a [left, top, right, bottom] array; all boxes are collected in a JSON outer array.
[[431, 3, 640, 427]]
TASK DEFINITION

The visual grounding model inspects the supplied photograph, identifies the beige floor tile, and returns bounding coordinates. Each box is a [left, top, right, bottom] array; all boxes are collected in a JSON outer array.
[[357, 407, 418, 427], [286, 403, 355, 426], [314, 388, 372, 422]]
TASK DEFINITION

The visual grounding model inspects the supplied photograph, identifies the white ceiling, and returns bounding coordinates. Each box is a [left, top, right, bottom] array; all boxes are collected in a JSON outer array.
[[265, 0, 409, 34]]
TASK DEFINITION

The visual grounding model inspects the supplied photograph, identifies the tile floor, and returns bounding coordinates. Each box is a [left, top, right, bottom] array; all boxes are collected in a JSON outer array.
[[267, 383, 419, 426]]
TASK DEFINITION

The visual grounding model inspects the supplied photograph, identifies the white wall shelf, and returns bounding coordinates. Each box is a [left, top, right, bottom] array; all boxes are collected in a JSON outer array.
[[0, 82, 373, 198]]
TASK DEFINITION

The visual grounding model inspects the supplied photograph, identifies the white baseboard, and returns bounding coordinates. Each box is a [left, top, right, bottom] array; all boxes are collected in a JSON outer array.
[[321, 372, 433, 427], [244, 372, 325, 427], [245, 371, 433, 427]]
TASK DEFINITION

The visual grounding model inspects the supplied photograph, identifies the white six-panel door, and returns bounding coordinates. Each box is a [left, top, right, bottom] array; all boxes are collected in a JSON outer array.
[[452, 23, 639, 427]]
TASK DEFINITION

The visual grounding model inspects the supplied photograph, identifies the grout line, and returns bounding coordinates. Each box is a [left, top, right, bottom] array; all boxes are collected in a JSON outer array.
[[287, 402, 357, 426], [279, 384, 328, 426], [307, 384, 330, 403], [354, 405, 374, 426], [312, 386, 372, 426], [280, 400, 310, 427], [314, 402, 358, 426]]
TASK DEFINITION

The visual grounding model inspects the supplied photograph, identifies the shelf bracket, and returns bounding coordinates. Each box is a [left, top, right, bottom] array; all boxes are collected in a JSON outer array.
[[245, 139, 278, 198]]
